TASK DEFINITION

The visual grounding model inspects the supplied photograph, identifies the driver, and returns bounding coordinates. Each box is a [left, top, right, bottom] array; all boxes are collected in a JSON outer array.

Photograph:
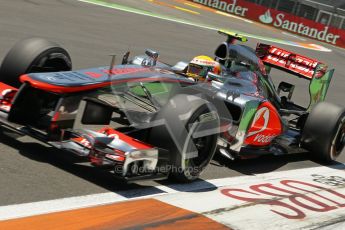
[[186, 55, 221, 82]]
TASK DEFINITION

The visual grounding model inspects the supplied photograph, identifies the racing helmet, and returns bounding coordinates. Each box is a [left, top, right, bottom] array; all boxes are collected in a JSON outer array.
[[186, 55, 221, 81]]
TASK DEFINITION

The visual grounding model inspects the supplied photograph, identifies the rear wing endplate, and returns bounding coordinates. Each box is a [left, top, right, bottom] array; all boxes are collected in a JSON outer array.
[[308, 68, 334, 111]]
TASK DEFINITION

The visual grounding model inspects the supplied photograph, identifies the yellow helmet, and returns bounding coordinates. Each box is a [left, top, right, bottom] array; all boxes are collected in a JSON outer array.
[[186, 55, 221, 81]]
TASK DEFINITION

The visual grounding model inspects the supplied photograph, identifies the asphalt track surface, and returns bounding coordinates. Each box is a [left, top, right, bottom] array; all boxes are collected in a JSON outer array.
[[0, 0, 345, 206]]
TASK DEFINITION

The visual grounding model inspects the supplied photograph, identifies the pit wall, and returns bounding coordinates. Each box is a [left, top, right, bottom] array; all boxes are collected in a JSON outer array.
[[191, 0, 345, 49]]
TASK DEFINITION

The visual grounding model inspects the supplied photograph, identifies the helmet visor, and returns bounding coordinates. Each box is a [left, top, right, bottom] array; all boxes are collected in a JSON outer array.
[[187, 64, 213, 78]]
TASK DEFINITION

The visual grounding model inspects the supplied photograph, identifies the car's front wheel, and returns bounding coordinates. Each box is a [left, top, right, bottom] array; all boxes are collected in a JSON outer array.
[[148, 94, 220, 182], [0, 38, 72, 88]]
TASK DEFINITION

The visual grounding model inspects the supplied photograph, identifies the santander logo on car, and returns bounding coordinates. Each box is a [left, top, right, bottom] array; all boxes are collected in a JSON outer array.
[[258, 10, 340, 45]]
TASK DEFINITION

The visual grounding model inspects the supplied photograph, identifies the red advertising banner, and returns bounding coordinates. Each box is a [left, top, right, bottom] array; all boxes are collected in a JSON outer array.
[[191, 0, 345, 48]]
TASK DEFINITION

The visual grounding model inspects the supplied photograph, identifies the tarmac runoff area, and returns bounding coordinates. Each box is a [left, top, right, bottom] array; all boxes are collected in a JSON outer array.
[[1, 165, 345, 229]]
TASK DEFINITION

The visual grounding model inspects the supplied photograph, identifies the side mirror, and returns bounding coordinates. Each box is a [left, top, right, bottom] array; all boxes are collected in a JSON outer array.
[[171, 61, 188, 72], [145, 49, 159, 59], [145, 49, 159, 66], [141, 49, 159, 66]]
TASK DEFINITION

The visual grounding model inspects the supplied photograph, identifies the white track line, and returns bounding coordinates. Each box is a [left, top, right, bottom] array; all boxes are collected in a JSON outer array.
[[76, 0, 332, 52], [1, 164, 344, 221], [215, 11, 253, 23]]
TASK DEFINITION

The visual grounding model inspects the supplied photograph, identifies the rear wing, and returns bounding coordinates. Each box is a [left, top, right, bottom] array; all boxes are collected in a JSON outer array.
[[255, 43, 335, 110], [255, 43, 327, 80]]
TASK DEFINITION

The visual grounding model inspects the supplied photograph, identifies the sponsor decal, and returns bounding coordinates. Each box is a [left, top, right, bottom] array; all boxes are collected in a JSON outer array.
[[102, 67, 151, 75], [193, 0, 248, 17], [259, 10, 273, 24], [245, 102, 282, 146], [262, 46, 321, 78], [154, 166, 345, 229], [253, 134, 275, 143], [258, 11, 340, 45], [221, 179, 345, 219], [46, 76, 57, 81], [193, 59, 218, 66], [84, 72, 103, 78], [247, 107, 270, 138], [190, 0, 345, 48]]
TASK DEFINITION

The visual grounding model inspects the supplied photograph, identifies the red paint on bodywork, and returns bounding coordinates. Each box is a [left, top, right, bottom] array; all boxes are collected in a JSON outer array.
[[100, 127, 153, 150], [20, 74, 192, 94], [102, 67, 151, 75], [245, 101, 282, 146], [84, 72, 103, 78], [71, 127, 153, 163], [257, 44, 326, 79], [20, 74, 111, 94], [0, 82, 17, 112]]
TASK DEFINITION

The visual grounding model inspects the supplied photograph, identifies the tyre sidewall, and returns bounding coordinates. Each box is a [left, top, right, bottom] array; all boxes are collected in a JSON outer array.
[[301, 102, 345, 162], [148, 94, 219, 182], [0, 38, 71, 88]]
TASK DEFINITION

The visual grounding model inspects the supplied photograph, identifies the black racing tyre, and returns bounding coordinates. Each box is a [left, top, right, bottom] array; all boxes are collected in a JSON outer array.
[[0, 38, 72, 88], [148, 94, 220, 183], [301, 102, 345, 162]]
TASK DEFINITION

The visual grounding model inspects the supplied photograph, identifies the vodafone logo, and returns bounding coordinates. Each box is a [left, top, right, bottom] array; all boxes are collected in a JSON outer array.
[[245, 103, 282, 146], [254, 134, 276, 143], [247, 107, 270, 137]]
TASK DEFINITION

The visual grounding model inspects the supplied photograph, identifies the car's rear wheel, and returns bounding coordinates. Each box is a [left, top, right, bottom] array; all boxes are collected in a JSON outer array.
[[0, 38, 72, 88], [301, 102, 345, 162], [148, 94, 219, 182]]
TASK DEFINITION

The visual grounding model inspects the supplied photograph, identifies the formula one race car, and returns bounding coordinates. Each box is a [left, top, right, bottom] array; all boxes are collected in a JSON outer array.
[[0, 33, 344, 183]]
